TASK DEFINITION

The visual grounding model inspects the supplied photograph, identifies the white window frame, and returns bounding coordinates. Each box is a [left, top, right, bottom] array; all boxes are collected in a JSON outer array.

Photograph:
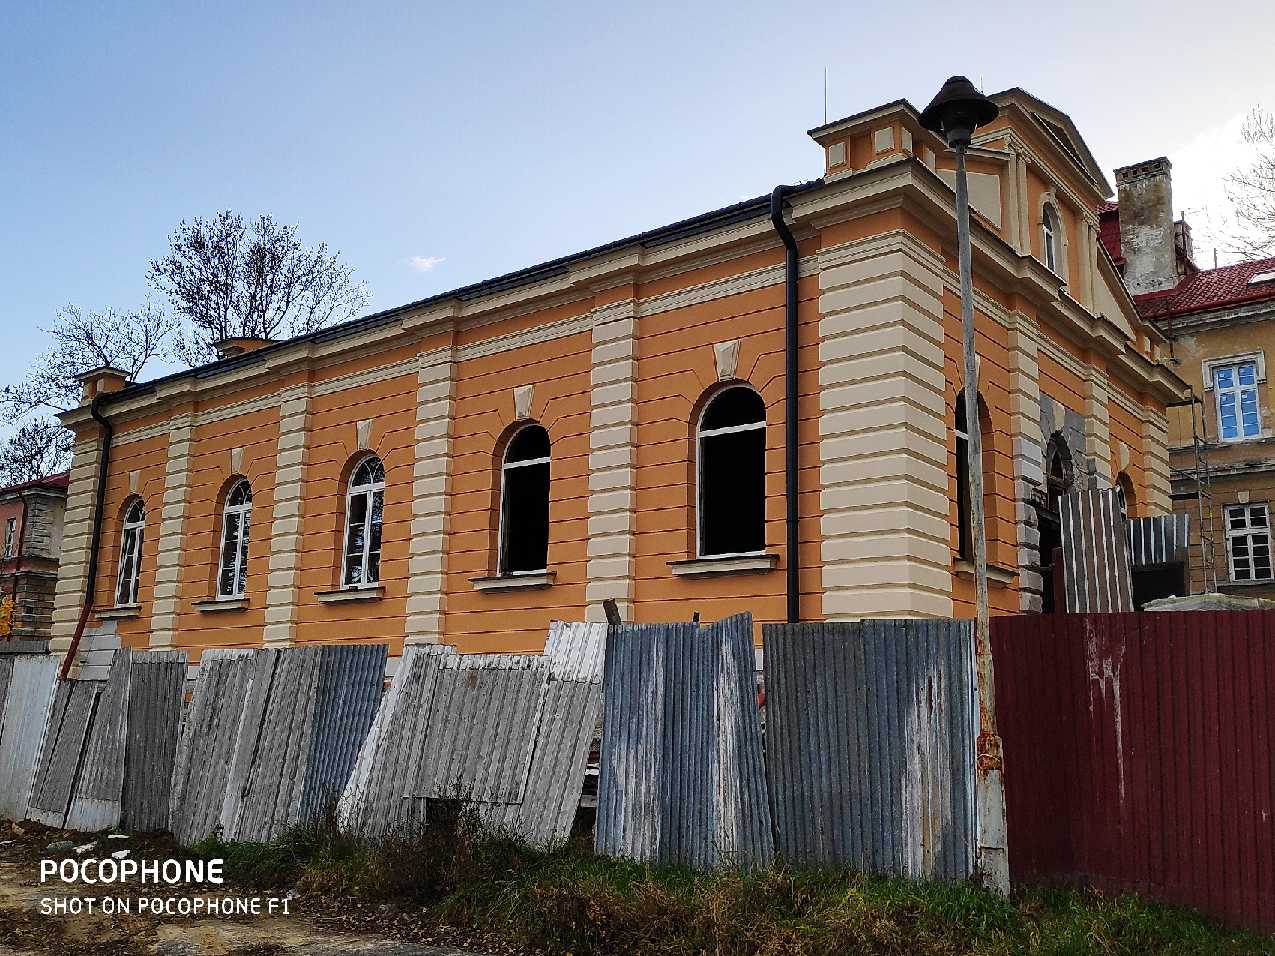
[[1211, 359, 1262, 441], [2, 517, 15, 558], [696, 386, 767, 559], [216, 479, 252, 598], [497, 424, 551, 577], [115, 499, 145, 606], [341, 456, 385, 588], [1225, 503, 1273, 583], [1042, 203, 1061, 274]]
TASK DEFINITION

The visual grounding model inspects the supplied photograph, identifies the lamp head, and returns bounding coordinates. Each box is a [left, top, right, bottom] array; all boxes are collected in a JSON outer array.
[[919, 76, 999, 148]]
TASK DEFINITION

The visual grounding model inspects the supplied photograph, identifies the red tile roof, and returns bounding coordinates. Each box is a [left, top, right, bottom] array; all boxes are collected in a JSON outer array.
[[1136, 257, 1275, 321], [0, 472, 69, 496]]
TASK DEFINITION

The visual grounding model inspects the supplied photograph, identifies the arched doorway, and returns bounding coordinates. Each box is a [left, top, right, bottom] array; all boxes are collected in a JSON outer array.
[[1035, 433, 1074, 612]]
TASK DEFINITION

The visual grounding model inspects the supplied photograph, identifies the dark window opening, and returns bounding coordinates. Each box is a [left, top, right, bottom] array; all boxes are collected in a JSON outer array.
[[699, 386, 766, 557], [955, 399, 972, 560], [500, 424, 551, 574]]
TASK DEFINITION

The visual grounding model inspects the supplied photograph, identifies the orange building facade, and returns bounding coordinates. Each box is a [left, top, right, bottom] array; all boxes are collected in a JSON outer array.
[[51, 89, 1185, 665]]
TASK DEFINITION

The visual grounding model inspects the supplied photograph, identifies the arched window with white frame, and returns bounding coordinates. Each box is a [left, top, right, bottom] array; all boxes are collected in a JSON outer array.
[[1042, 203, 1062, 274], [217, 478, 253, 598], [115, 498, 145, 605], [342, 455, 385, 587], [499, 424, 551, 575], [697, 385, 766, 557]]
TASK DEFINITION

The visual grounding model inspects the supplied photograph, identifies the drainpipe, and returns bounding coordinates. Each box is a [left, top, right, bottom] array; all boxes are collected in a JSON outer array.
[[59, 394, 113, 679], [770, 185, 801, 624]]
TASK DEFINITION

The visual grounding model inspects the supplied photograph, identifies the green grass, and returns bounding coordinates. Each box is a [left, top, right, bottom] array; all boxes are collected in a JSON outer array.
[[192, 806, 1273, 955]]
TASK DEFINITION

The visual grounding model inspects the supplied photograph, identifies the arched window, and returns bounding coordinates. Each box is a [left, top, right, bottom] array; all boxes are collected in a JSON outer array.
[[1042, 203, 1062, 274], [499, 424, 551, 575], [698, 386, 766, 557], [342, 456, 385, 586], [115, 498, 145, 605], [1116, 472, 1136, 521], [217, 478, 252, 598]]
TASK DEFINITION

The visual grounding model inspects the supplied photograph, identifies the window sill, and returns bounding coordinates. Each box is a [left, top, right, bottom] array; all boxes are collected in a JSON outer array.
[[954, 560, 1017, 586], [315, 585, 385, 604], [193, 596, 249, 613], [97, 604, 141, 620], [1219, 578, 1275, 589], [669, 553, 779, 577], [471, 572, 555, 592]]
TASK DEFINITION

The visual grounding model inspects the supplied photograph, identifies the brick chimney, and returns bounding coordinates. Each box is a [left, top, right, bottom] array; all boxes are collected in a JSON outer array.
[[75, 366, 130, 404], [1114, 157, 1178, 295]]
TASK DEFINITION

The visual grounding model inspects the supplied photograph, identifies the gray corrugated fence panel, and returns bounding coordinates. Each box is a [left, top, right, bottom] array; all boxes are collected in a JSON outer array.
[[711, 612, 774, 868], [0, 658, 13, 716], [221, 648, 304, 842], [169, 649, 258, 845], [337, 643, 455, 836], [0, 640, 50, 655], [544, 621, 608, 682], [1128, 513, 1191, 566], [1060, 488, 1135, 613], [122, 651, 188, 832], [414, 654, 550, 804], [218, 645, 389, 843], [479, 675, 603, 847], [28, 681, 103, 827], [301, 644, 387, 820], [0, 656, 60, 820], [762, 619, 976, 880], [596, 622, 671, 862], [596, 614, 771, 869], [65, 648, 133, 831]]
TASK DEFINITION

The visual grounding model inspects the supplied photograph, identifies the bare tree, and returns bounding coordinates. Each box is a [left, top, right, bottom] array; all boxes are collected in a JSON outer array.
[[148, 211, 370, 367], [0, 421, 74, 485], [1225, 107, 1275, 261], [0, 303, 173, 481]]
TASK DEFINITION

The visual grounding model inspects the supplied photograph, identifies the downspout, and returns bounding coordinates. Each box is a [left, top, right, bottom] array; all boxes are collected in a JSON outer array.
[[59, 394, 113, 679], [770, 185, 801, 624]]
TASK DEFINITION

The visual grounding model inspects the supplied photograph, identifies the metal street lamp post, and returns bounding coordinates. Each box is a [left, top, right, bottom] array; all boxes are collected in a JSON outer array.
[[920, 75, 1010, 895]]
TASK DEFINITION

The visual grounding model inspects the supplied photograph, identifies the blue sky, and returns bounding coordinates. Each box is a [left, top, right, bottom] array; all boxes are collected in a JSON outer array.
[[4, 0, 1275, 396]]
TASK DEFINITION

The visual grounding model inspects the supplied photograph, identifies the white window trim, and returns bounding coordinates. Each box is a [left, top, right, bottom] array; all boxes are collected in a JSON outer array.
[[1202, 352, 1267, 390], [1209, 358, 1264, 441], [497, 424, 551, 577], [115, 501, 145, 606], [696, 387, 767, 559], [341, 458, 385, 588], [216, 480, 252, 598], [2, 517, 15, 559], [1225, 503, 1274, 583]]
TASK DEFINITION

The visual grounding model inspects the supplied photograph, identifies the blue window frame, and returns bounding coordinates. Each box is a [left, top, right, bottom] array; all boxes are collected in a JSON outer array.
[[1214, 362, 1261, 440]]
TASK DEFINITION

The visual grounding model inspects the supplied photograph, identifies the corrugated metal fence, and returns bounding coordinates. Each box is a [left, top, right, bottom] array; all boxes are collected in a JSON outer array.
[[596, 613, 773, 870], [993, 610, 1275, 932], [1060, 488, 1134, 613], [763, 619, 977, 880]]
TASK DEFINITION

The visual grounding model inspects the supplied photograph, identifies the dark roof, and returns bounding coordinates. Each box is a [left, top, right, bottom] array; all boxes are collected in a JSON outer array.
[[101, 181, 823, 406], [1138, 257, 1275, 321], [0, 472, 69, 496]]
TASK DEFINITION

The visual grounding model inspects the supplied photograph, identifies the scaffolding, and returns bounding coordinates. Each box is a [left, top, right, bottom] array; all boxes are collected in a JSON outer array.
[[1167, 392, 1218, 594]]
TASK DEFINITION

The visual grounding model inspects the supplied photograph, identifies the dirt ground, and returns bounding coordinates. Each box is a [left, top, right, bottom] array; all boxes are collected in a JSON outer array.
[[0, 821, 506, 956]]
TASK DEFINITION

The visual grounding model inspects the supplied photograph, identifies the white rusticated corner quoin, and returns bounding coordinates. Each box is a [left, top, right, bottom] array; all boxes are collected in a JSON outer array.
[[714, 340, 740, 382], [356, 419, 374, 451], [514, 384, 535, 420]]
